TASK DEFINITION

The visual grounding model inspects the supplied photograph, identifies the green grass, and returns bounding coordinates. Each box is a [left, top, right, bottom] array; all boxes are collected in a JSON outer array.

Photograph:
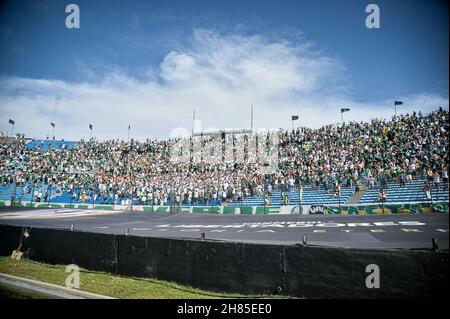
[[0, 257, 285, 299]]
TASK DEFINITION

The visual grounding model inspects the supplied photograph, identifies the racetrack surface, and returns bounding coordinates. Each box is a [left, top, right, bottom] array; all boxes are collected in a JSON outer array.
[[0, 207, 448, 250]]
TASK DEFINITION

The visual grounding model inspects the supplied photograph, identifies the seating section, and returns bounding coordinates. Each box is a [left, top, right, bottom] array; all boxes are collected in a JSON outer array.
[[0, 183, 223, 206], [25, 140, 78, 151], [1, 178, 448, 206], [229, 186, 354, 206], [359, 179, 449, 203], [0, 184, 49, 202]]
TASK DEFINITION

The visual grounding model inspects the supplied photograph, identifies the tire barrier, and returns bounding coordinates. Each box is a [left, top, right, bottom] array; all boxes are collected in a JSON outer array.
[[0, 224, 447, 298]]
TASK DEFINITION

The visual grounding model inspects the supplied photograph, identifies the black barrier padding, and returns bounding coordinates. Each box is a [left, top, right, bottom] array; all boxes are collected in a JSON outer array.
[[186, 241, 245, 293], [284, 245, 357, 298], [0, 224, 23, 256], [0, 224, 448, 298], [419, 252, 449, 298], [348, 250, 427, 298], [25, 228, 117, 273], [236, 244, 285, 295], [116, 236, 190, 285]]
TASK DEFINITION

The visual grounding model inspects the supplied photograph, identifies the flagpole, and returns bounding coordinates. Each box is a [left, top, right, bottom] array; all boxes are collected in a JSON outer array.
[[10, 124, 14, 138], [192, 108, 196, 137], [251, 104, 253, 132]]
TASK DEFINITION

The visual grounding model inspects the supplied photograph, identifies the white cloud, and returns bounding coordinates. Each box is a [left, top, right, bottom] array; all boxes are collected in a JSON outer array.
[[0, 28, 448, 141]]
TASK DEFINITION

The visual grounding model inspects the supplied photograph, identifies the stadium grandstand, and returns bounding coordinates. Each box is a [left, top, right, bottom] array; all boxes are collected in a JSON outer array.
[[0, 108, 448, 208]]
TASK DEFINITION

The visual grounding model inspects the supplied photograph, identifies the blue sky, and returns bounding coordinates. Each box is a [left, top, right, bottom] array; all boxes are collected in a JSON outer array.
[[0, 0, 448, 140]]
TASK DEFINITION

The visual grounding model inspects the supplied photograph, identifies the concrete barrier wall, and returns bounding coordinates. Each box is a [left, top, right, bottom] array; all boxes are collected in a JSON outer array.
[[0, 224, 447, 298]]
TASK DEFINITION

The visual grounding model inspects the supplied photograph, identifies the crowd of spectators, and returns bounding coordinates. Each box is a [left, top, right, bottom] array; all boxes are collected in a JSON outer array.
[[0, 108, 448, 206]]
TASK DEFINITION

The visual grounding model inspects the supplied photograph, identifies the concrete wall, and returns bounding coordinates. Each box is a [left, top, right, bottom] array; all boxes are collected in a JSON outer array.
[[0, 224, 447, 298]]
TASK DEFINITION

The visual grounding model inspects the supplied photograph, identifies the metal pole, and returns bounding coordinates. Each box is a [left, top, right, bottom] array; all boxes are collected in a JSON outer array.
[[11, 177, 17, 207], [251, 104, 253, 132], [192, 108, 196, 137], [30, 183, 35, 208], [240, 181, 243, 211], [47, 183, 52, 207], [429, 182, 434, 206], [338, 188, 341, 209], [298, 172, 301, 212], [10, 124, 14, 138]]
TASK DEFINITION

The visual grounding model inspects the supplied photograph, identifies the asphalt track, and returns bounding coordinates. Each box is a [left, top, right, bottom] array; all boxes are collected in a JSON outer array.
[[0, 207, 448, 250]]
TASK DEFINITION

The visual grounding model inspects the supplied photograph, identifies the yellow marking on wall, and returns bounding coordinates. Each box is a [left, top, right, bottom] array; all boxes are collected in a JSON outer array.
[[373, 208, 392, 214]]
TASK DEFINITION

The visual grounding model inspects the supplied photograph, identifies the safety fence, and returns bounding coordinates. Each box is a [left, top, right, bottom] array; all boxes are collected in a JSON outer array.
[[0, 200, 448, 214]]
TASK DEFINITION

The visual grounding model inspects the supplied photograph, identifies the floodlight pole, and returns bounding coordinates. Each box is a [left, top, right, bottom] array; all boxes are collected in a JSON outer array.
[[251, 104, 253, 132]]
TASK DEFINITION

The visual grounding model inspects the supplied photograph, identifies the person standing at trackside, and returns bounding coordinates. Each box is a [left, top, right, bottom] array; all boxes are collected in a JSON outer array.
[[442, 166, 449, 191], [283, 194, 290, 206], [433, 171, 441, 192], [423, 183, 431, 201], [334, 182, 341, 198], [427, 168, 434, 184], [264, 192, 270, 206], [379, 189, 387, 202], [399, 172, 406, 188]]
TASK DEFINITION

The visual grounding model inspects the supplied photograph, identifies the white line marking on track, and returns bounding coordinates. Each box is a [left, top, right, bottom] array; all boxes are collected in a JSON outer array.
[[370, 229, 385, 233], [401, 228, 421, 232], [436, 229, 449, 232], [313, 230, 326, 233]]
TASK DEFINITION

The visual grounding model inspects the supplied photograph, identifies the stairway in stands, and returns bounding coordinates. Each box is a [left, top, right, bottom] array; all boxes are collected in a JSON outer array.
[[347, 184, 368, 204]]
